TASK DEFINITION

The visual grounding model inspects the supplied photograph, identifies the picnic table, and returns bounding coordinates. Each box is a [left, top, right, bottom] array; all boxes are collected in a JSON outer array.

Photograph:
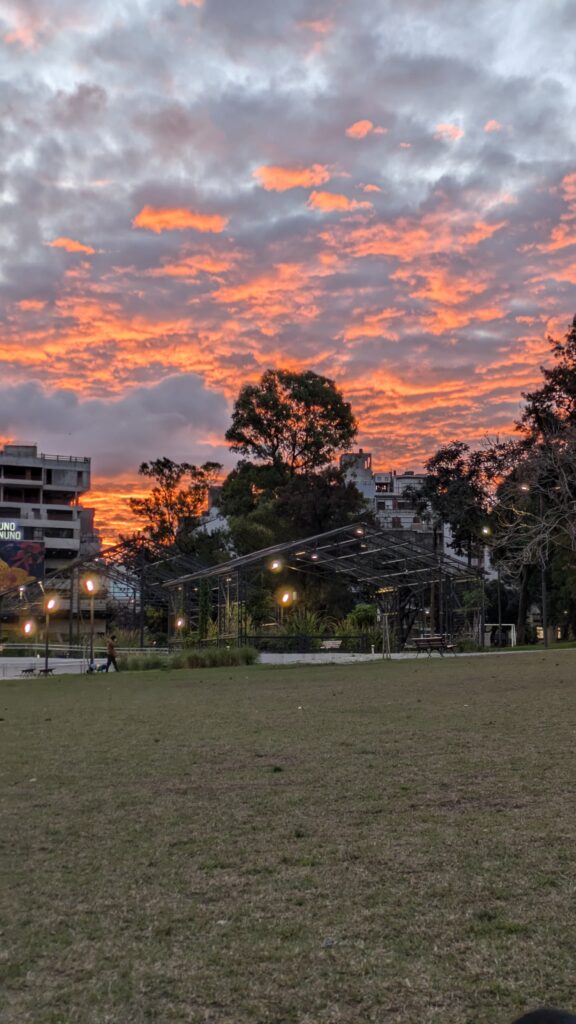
[[20, 667, 37, 677], [413, 634, 456, 657], [37, 667, 54, 676]]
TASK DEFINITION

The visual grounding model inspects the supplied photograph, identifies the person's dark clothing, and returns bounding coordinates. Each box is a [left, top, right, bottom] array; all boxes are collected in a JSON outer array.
[[105, 638, 119, 672]]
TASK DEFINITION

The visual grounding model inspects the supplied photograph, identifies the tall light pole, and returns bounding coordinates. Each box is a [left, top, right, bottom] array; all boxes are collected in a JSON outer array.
[[82, 576, 99, 665], [44, 596, 58, 674], [517, 483, 548, 648]]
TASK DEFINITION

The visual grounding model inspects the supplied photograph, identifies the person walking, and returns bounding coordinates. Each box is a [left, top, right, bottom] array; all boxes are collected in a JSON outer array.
[[105, 634, 119, 672]]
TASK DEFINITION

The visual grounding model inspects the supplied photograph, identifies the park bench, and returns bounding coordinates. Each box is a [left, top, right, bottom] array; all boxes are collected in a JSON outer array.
[[20, 667, 36, 677], [320, 639, 342, 650], [37, 667, 54, 676], [414, 635, 456, 657]]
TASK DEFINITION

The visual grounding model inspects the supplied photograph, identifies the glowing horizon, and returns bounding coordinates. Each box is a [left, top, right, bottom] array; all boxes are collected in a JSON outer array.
[[1, 0, 575, 541]]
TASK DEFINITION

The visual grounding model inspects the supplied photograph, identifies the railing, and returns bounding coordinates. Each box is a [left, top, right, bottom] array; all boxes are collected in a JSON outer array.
[[0, 643, 172, 660], [0, 450, 89, 464], [41, 454, 90, 464], [201, 634, 378, 654]]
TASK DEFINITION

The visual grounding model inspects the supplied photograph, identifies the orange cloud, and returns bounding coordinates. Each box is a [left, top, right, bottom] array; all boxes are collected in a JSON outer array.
[[420, 304, 504, 335], [391, 266, 488, 306], [179, 0, 203, 5], [530, 172, 576, 252], [133, 206, 228, 234], [560, 172, 576, 205], [146, 252, 239, 278], [484, 119, 503, 132], [339, 210, 506, 261], [254, 164, 331, 192], [362, 184, 381, 193], [434, 123, 464, 142], [346, 120, 374, 139], [2, 10, 43, 50], [300, 18, 333, 33], [17, 299, 46, 311], [345, 308, 403, 341], [308, 191, 371, 212], [346, 120, 387, 139], [48, 237, 96, 255]]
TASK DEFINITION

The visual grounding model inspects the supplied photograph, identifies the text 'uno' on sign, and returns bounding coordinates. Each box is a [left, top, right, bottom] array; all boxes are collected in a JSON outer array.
[[0, 521, 23, 541]]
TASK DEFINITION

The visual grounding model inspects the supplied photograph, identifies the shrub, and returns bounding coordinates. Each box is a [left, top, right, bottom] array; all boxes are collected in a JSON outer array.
[[454, 636, 482, 653], [186, 646, 258, 670], [117, 647, 259, 672]]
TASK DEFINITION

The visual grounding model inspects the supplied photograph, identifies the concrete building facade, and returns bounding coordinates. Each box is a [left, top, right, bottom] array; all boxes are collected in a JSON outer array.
[[340, 450, 429, 534], [0, 443, 95, 572]]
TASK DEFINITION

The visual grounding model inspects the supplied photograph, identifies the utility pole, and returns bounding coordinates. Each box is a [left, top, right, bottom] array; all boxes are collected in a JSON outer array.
[[540, 491, 548, 649]]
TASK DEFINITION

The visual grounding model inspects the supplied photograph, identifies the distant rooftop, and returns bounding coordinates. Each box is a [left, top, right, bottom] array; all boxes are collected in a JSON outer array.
[[0, 443, 90, 464]]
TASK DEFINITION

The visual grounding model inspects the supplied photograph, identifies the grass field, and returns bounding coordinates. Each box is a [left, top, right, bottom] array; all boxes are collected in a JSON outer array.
[[2, 653, 576, 1024]]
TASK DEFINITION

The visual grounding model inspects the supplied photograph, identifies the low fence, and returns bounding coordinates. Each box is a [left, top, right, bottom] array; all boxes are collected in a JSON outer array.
[[202, 634, 379, 654]]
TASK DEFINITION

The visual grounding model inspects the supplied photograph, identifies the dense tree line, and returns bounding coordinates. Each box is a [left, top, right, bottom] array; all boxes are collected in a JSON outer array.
[[121, 314, 576, 644], [421, 315, 576, 642], [120, 370, 368, 625]]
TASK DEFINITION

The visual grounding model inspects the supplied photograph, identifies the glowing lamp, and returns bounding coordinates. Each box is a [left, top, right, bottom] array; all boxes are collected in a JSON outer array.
[[276, 587, 298, 609]]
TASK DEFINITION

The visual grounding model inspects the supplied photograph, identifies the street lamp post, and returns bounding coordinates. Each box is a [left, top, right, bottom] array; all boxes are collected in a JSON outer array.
[[82, 577, 99, 665], [175, 615, 186, 645], [44, 596, 58, 674]]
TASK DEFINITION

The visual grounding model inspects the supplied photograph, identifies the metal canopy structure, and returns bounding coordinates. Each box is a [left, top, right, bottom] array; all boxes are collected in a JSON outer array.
[[165, 520, 479, 591], [0, 539, 211, 649], [164, 520, 483, 647]]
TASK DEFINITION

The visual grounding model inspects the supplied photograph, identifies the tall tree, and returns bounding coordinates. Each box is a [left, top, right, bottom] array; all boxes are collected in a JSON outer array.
[[225, 369, 357, 475], [273, 467, 369, 538], [128, 457, 222, 550], [421, 442, 490, 565], [522, 314, 576, 436]]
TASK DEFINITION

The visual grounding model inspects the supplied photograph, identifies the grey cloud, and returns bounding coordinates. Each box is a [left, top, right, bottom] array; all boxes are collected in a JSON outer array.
[[0, 375, 231, 477], [0, 0, 575, 486]]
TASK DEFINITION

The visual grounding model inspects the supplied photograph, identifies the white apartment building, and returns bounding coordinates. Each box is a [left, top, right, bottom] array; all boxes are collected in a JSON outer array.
[[0, 443, 94, 573], [340, 450, 429, 534], [341, 449, 492, 574]]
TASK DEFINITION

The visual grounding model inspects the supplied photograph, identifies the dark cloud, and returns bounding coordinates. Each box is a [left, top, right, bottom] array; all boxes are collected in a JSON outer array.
[[0, 0, 575, 531], [0, 374, 231, 477]]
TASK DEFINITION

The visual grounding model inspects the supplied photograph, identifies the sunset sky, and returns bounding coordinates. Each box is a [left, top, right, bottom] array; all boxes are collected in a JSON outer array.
[[1, 0, 575, 537]]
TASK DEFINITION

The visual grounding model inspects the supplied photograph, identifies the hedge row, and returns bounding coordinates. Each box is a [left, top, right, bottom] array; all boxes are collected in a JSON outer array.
[[119, 647, 259, 672]]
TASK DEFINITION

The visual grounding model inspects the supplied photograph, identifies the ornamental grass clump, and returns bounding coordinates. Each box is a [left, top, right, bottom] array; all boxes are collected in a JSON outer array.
[[186, 647, 258, 669]]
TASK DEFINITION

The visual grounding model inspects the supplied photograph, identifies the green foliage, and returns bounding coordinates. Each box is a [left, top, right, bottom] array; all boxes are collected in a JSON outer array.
[[186, 647, 258, 669], [198, 579, 210, 641], [422, 442, 490, 563], [227, 516, 276, 557], [454, 637, 483, 653], [522, 313, 576, 435], [109, 627, 141, 649], [225, 368, 357, 475], [344, 603, 378, 631], [461, 586, 484, 612], [127, 457, 222, 550], [333, 615, 382, 652], [117, 648, 259, 671], [281, 609, 327, 637], [273, 467, 370, 539]]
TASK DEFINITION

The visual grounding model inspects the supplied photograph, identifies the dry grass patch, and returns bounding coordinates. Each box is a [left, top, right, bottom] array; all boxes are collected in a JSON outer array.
[[1, 653, 576, 1023]]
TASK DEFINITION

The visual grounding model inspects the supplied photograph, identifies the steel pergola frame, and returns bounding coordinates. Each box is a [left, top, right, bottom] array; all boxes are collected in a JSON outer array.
[[163, 520, 483, 647]]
